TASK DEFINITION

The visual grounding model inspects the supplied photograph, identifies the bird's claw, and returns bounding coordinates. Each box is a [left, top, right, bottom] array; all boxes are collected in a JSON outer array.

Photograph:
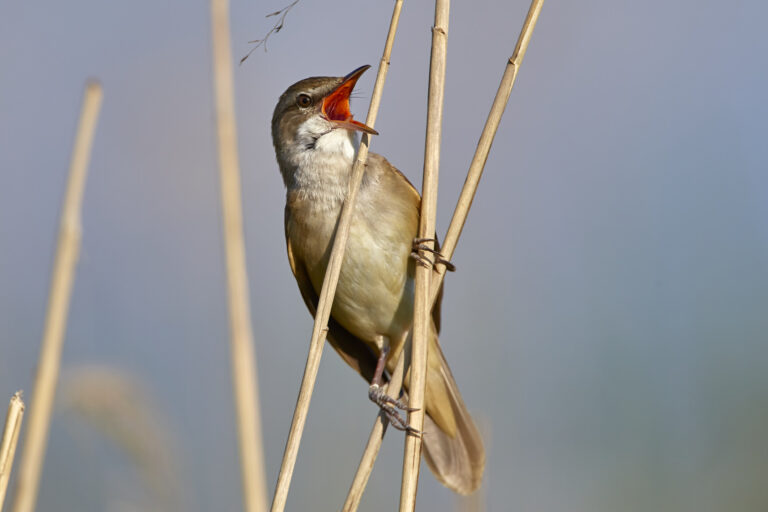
[[410, 238, 456, 272], [368, 384, 421, 435], [369, 384, 413, 410]]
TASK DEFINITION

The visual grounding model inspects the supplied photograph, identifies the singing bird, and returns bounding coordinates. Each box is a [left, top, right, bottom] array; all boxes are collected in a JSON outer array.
[[271, 65, 484, 494]]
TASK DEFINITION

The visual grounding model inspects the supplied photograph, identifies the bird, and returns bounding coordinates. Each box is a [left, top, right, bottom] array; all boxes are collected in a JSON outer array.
[[271, 64, 485, 494]]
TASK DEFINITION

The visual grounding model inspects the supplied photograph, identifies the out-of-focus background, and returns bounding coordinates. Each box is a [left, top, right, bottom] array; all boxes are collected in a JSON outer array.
[[2, 0, 767, 510]]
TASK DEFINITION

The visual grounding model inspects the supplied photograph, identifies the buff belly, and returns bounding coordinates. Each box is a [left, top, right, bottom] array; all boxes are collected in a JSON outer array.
[[287, 201, 414, 352]]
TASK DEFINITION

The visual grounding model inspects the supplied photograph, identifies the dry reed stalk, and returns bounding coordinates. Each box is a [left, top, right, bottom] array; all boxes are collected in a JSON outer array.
[[341, 351, 406, 512], [269, 3, 405, 510], [210, 0, 268, 510], [10, 82, 102, 512], [343, 2, 546, 507], [0, 393, 25, 510], [429, 0, 545, 307], [399, 0, 450, 509]]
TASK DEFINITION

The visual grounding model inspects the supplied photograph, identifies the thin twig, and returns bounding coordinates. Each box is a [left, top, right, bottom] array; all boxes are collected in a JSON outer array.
[[0, 392, 25, 510], [11, 81, 102, 512], [240, 0, 300, 64], [210, 0, 268, 511], [429, 0, 545, 308], [400, 0, 450, 509], [341, 351, 406, 512], [269, 3, 405, 510]]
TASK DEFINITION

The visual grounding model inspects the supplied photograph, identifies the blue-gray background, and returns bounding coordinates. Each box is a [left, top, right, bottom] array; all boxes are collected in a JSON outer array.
[[2, 0, 767, 510]]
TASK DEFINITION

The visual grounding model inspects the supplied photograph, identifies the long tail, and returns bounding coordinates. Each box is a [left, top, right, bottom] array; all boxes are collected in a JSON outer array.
[[420, 332, 485, 495]]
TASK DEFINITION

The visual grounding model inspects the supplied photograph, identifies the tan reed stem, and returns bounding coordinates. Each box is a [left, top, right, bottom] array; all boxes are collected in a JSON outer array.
[[343, 2, 546, 506], [341, 351, 406, 512], [269, 3, 405, 510], [210, 0, 268, 510], [0, 393, 25, 510], [429, 0, 545, 307], [10, 82, 102, 512], [399, 0, 450, 509]]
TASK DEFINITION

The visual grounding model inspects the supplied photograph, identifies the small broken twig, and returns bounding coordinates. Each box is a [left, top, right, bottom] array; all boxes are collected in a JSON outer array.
[[240, 0, 300, 64], [0, 392, 25, 510]]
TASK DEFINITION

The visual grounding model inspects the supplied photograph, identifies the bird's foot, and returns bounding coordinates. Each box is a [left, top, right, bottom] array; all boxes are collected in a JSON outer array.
[[368, 384, 421, 435], [410, 238, 456, 272]]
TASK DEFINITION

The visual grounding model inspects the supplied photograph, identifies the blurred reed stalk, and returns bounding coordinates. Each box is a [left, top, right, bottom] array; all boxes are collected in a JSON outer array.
[[342, 351, 406, 512], [0, 393, 25, 510], [269, 2, 404, 510], [429, 0, 545, 307], [61, 366, 184, 511], [210, 0, 268, 510], [399, 0, 450, 509], [11, 82, 102, 512]]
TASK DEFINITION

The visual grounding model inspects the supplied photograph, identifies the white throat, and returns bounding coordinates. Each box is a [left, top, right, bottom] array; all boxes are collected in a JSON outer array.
[[284, 116, 360, 208], [297, 117, 357, 160]]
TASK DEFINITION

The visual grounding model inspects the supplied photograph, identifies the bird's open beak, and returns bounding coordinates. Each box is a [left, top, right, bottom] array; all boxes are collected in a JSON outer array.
[[322, 65, 379, 135]]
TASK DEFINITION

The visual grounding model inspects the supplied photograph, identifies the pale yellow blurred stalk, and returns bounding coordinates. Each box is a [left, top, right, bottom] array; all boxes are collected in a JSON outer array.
[[11, 82, 102, 512], [210, 0, 268, 510], [0, 393, 25, 510], [430, 0, 545, 306], [399, 0, 450, 509], [269, 2, 405, 510]]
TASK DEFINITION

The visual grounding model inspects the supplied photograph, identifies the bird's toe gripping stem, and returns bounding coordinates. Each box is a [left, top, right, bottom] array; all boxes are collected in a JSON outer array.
[[410, 237, 456, 272], [368, 384, 421, 435]]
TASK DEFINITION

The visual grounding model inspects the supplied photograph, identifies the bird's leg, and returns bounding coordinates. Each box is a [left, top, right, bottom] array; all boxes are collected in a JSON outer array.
[[368, 342, 420, 435], [410, 238, 456, 272]]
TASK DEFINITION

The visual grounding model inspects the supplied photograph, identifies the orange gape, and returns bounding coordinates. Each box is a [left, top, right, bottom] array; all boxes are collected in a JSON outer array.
[[322, 80, 354, 121], [322, 65, 378, 134]]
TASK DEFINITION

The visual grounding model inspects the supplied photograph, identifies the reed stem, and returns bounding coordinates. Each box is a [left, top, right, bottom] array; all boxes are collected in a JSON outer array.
[[342, 1, 546, 506], [399, 0, 450, 509], [341, 351, 405, 512], [429, 0, 545, 307], [269, 2, 405, 510]]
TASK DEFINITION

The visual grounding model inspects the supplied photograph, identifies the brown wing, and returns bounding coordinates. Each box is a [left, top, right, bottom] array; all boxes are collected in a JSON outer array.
[[432, 274, 444, 334], [285, 218, 379, 383], [370, 153, 445, 334], [283, 154, 447, 381]]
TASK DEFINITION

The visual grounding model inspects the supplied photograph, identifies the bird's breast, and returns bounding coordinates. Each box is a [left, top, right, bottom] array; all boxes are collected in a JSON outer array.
[[285, 182, 415, 346]]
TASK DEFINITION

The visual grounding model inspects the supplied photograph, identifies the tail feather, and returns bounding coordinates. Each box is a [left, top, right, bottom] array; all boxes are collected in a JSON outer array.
[[421, 334, 485, 495]]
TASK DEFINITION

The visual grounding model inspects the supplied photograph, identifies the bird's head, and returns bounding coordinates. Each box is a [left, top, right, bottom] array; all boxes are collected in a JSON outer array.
[[271, 65, 377, 166]]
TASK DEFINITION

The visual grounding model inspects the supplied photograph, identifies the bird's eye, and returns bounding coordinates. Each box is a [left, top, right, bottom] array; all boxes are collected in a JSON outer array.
[[296, 94, 312, 108]]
